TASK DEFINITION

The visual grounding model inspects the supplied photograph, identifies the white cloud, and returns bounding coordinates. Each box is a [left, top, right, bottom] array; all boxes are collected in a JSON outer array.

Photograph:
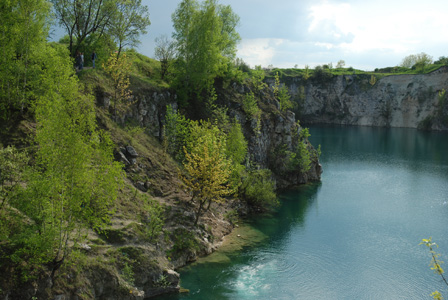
[[237, 38, 285, 67]]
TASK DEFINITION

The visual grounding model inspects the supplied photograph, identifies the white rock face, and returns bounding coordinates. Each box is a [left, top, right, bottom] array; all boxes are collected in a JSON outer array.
[[295, 67, 448, 129]]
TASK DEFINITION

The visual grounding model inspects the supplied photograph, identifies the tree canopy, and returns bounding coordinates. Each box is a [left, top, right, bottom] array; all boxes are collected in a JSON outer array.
[[171, 0, 240, 104]]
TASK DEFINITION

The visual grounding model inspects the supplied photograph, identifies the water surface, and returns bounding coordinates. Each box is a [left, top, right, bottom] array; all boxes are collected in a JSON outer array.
[[160, 126, 448, 300]]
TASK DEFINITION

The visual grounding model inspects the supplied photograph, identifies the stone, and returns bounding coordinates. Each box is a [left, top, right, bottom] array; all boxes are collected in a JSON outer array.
[[126, 145, 138, 157]]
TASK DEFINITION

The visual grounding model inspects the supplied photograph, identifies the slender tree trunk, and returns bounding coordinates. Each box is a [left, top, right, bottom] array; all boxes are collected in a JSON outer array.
[[194, 199, 205, 226]]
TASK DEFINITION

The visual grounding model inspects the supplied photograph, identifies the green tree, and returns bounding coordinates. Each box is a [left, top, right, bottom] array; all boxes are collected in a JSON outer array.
[[154, 34, 177, 80], [1, 44, 124, 280], [163, 104, 191, 161], [181, 121, 233, 226], [33, 44, 123, 275], [273, 72, 293, 111], [435, 56, 448, 65], [107, 0, 151, 58], [400, 52, 433, 72], [103, 51, 133, 119], [51, 0, 117, 56], [225, 119, 248, 191], [250, 65, 267, 93], [336, 60, 345, 68], [0, 0, 51, 119], [240, 169, 278, 208], [172, 0, 240, 103]]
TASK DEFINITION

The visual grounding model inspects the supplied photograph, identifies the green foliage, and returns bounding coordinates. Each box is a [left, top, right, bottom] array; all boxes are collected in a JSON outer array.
[[51, 0, 117, 56], [205, 87, 230, 127], [296, 130, 312, 173], [312, 65, 333, 83], [163, 105, 191, 161], [103, 51, 133, 119], [154, 35, 177, 80], [141, 196, 165, 242], [241, 92, 261, 134], [119, 251, 136, 284], [226, 119, 248, 165], [400, 52, 433, 73], [181, 121, 233, 225], [225, 119, 248, 192], [420, 237, 448, 299], [242, 92, 260, 119], [108, 0, 150, 57], [250, 66, 268, 93], [1, 44, 124, 280], [240, 169, 278, 208], [435, 56, 448, 65], [278, 85, 293, 111], [0, 146, 28, 214], [172, 0, 240, 104], [167, 228, 200, 259], [0, 0, 51, 120], [438, 89, 446, 119], [273, 72, 293, 111]]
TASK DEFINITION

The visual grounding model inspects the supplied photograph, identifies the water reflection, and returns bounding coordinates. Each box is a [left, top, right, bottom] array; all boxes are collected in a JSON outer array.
[[158, 126, 448, 300]]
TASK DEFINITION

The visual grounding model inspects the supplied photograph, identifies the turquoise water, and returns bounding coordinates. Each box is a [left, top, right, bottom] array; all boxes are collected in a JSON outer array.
[[159, 126, 448, 300]]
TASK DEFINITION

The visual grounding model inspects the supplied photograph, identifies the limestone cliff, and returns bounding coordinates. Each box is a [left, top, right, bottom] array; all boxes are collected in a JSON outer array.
[[277, 67, 448, 130], [120, 83, 322, 190]]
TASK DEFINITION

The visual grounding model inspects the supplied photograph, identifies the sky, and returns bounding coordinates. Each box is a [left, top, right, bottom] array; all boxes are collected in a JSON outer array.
[[75, 0, 448, 70]]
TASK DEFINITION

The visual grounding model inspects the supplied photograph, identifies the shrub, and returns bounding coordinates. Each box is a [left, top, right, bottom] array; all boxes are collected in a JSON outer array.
[[240, 169, 278, 209]]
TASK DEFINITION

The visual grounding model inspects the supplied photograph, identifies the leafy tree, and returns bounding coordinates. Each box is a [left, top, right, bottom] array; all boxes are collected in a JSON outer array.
[[163, 104, 191, 161], [51, 0, 117, 56], [30, 44, 123, 276], [420, 238, 448, 299], [172, 0, 240, 103], [241, 92, 261, 134], [225, 119, 248, 191], [1, 44, 124, 280], [400, 54, 417, 68], [240, 169, 278, 208], [400, 52, 433, 72], [250, 65, 267, 93], [274, 72, 293, 111], [336, 60, 345, 68], [108, 0, 151, 58], [303, 65, 310, 80], [181, 121, 233, 226], [435, 56, 448, 65], [0, 146, 28, 214], [154, 34, 177, 80], [0, 0, 51, 119], [103, 51, 133, 119]]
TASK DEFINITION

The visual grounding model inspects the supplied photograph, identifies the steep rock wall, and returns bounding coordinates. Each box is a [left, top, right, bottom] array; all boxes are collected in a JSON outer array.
[[281, 67, 448, 130], [122, 84, 322, 189]]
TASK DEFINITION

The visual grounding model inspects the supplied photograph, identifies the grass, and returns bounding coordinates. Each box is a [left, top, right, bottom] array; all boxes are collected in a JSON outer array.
[[265, 64, 446, 81]]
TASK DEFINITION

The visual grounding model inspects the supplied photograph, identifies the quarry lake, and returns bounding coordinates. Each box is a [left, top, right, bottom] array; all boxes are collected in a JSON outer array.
[[159, 125, 448, 300]]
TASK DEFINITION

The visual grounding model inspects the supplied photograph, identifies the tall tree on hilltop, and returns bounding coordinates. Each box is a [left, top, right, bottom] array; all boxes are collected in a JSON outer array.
[[172, 0, 240, 105], [51, 0, 117, 56], [108, 0, 150, 58]]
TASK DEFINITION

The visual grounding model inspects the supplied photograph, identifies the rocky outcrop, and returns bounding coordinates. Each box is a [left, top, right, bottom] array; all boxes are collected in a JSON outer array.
[[221, 83, 322, 189], [114, 82, 322, 190], [278, 67, 448, 130]]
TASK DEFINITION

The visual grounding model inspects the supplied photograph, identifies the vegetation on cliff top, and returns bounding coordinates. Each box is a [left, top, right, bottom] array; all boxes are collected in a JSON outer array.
[[0, 0, 320, 298]]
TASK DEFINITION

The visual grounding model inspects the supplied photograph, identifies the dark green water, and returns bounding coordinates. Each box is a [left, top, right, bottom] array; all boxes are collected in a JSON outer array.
[[159, 126, 448, 300]]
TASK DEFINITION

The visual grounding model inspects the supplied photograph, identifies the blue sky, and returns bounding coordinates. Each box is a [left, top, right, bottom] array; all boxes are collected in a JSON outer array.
[[138, 0, 448, 70], [51, 0, 447, 70]]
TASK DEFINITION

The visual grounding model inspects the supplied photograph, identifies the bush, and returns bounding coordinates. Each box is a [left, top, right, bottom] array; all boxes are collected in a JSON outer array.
[[240, 169, 278, 208]]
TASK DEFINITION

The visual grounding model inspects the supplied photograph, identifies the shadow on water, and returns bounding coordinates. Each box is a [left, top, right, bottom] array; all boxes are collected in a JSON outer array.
[[155, 183, 321, 300], [309, 125, 448, 176]]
